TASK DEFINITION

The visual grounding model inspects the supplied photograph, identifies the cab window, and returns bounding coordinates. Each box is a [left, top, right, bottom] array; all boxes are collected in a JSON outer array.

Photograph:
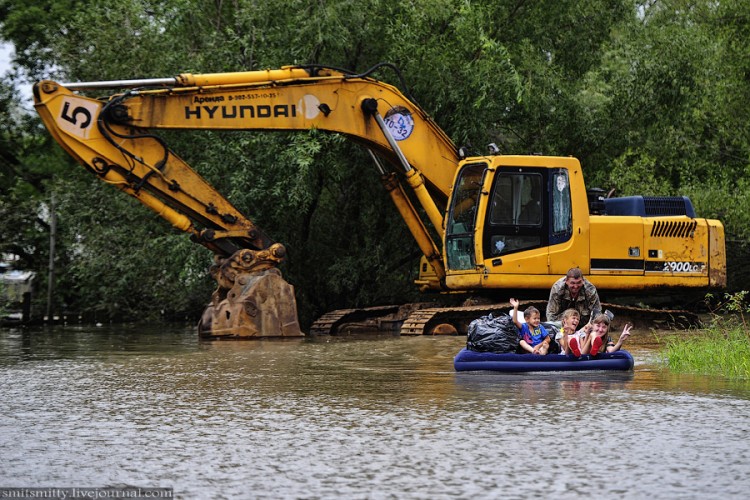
[[550, 169, 572, 244], [485, 171, 544, 257], [446, 163, 485, 270]]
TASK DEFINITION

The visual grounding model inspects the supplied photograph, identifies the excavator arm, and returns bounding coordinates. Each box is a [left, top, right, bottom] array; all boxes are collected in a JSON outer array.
[[34, 81, 278, 258], [33, 65, 458, 338]]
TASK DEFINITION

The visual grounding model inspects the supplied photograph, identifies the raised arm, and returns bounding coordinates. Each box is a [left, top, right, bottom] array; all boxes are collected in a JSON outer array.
[[608, 323, 633, 352], [510, 297, 523, 330]]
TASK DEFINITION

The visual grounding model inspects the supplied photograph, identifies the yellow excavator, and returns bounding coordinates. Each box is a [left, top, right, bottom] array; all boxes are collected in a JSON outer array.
[[32, 64, 726, 338]]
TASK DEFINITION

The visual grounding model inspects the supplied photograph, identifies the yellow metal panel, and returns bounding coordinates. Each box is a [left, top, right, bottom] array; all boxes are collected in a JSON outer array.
[[644, 218, 708, 278], [586, 215, 716, 289], [548, 229, 590, 274], [586, 275, 709, 290], [589, 216, 645, 276], [480, 247, 550, 276], [709, 222, 727, 287], [479, 273, 560, 290], [444, 272, 485, 290]]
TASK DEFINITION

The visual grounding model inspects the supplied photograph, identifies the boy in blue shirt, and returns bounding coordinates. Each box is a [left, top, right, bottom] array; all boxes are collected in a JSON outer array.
[[510, 297, 550, 355]]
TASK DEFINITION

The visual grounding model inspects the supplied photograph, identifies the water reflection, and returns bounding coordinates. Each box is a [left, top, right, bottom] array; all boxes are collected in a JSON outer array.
[[1, 325, 748, 499], [454, 370, 635, 402]]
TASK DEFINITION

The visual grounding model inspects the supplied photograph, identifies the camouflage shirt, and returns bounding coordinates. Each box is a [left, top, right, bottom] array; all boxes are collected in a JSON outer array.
[[546, 276, 602, 324]]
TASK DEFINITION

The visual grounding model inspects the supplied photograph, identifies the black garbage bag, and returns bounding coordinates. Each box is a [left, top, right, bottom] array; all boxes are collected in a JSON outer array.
[[466, 313, 519, 353]]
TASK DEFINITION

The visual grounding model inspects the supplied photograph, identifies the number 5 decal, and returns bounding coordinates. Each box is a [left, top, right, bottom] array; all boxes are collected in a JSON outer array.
[[57, 96, 101, 140], [61, 101, 92, 129]]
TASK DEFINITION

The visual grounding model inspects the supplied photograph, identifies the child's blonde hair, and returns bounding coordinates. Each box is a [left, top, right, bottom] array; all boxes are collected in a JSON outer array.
[[562, 308, 580, 322]]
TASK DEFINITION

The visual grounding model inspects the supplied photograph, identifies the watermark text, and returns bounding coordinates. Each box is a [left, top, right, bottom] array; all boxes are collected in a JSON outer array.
[[0, 488, 172, 500]]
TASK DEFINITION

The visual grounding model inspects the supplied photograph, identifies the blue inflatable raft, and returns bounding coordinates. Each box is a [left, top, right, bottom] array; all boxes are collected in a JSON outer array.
[[453, 348, 634, 373]]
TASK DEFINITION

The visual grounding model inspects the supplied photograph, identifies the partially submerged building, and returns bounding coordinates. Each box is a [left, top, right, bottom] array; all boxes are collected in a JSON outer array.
[[1, 260, 35, 324]]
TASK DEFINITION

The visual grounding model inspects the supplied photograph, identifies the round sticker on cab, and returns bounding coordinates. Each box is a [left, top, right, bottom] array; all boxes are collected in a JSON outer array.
[[383, 106, 414, 141]]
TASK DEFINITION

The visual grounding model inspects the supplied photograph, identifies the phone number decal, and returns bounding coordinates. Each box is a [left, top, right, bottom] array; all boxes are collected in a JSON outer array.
[[228, 92, 280, 101]]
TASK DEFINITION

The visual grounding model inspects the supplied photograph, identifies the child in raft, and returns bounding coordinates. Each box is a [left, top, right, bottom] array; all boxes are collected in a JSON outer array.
[[566, 312, 634, 357], [510, 297, 551, 355], [555, 308, 580, 355]]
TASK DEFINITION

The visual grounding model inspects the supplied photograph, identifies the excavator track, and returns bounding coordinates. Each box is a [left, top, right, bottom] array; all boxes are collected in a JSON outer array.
[[312, 301, 703, 336], [309, 305, 403, 335], [399, 301, 546, 336], [309, 309, 357, 335]]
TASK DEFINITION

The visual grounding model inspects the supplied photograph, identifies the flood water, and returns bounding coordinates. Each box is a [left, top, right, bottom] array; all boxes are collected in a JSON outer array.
[[1, 324, 749, 499]]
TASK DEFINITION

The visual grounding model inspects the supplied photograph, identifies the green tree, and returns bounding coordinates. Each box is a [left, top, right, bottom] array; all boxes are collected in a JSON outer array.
[[0, 73, 58, 318]]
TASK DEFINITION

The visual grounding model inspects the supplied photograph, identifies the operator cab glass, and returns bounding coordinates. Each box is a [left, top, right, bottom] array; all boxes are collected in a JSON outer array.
[[487, 172, 543, 255], [550, 169, 573, 244], [446, 163, 485, 270]]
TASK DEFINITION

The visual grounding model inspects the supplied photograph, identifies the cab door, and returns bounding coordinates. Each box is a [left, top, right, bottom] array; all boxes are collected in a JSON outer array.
[[479, 166, 551, 282]]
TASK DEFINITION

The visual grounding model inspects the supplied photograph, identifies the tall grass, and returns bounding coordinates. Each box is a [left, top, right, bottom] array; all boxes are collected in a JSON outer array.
[[662, 292, 750, 380]]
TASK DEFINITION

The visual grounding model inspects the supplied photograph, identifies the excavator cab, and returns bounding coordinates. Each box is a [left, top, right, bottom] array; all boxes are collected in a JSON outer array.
[[444, 158, 580, 282], [443, 155, 608, 293], [481, 166, 576, 263]]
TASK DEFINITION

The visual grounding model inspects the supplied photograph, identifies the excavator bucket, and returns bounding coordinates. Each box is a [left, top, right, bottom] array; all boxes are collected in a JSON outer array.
[[197, 252, 303, 339]]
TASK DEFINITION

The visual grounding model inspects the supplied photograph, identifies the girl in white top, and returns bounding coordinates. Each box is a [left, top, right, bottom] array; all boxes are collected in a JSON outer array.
[[555, 308, 580, 355]]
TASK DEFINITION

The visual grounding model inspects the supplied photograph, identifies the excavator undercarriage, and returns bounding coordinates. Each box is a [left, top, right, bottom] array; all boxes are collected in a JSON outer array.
[[309, 300, 703, 337]]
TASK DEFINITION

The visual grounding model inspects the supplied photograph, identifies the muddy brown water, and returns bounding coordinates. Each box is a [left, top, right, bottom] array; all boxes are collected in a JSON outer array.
[[1, 324, 748, 499]]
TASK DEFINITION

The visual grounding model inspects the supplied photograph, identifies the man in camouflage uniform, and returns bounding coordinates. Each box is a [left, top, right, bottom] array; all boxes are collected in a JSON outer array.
[[546, 268, 602, 325]]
